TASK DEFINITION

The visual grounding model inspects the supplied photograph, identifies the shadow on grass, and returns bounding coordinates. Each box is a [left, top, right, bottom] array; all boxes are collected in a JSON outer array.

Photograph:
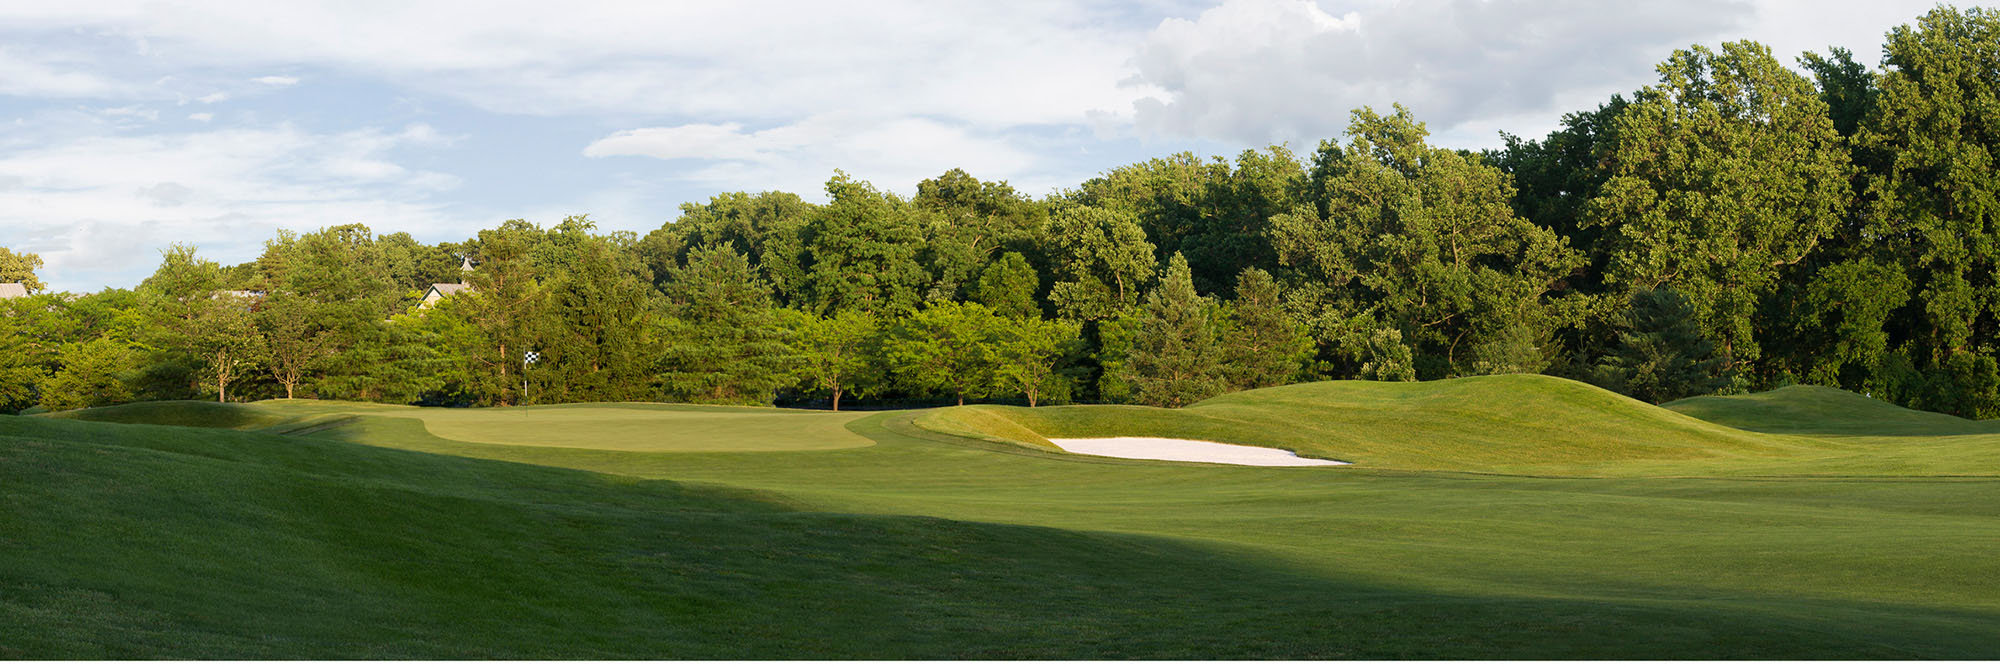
[[3, 414, 1997, 659]]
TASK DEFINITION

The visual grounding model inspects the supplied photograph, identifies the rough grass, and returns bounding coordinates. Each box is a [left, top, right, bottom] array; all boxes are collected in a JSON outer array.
[[9, 375, 2000, 658]]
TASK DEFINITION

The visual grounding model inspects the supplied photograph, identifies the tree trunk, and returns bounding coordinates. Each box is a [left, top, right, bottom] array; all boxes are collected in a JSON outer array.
[[957, 393, 965, 406], [1028, 392, 1038, 408], [498, 342, 511, 406], [285, 382, 295, 400], [832, 388, 842, 412]]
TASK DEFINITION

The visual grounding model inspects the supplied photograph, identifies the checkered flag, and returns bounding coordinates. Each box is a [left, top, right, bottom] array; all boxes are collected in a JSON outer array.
[[524, 350, 541, 365]]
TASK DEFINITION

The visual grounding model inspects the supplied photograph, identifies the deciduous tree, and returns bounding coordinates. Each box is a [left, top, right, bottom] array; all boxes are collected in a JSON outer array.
[[788, 308, 882, 411], [991, 317, 1081, 408]]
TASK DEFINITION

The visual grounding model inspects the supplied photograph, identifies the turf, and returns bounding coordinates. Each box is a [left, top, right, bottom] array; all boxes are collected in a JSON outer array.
[[403, 404, 871, 452], [6, 376, 1999, 658], [1666, 384, 2000, 436], [51, 400, 873, 452], [923, 375, 1793, 473]]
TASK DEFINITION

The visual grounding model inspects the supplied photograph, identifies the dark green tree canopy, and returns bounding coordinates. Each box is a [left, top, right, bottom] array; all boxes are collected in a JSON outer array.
[[9, 7, 2000, 418]]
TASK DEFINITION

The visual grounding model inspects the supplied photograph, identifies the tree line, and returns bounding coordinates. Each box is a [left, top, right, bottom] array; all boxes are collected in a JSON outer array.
[[3, 6, 1996, 416]]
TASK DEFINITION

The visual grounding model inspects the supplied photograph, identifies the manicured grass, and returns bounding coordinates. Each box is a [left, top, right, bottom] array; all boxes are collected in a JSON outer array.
[[1666, 384, 2000, 436], [43, 400, 302, 430], [402, 404, 871, 452], [936, 373, 1809, 473], [7, 375, 2000, 658], [57, 400, 874, 452]]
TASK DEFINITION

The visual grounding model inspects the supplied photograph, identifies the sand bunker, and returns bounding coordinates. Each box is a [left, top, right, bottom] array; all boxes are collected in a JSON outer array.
[[1046, 437, 1350, 467]]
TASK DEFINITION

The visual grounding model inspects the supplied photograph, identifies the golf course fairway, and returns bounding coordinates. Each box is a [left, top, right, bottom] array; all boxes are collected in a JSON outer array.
[[4, 374, 1997, 658]]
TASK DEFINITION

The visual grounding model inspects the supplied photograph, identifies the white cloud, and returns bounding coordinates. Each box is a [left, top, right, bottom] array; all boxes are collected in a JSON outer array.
[[196, 92, 228, 104], [252, 74, 298, 86], [0, 2, 1157, 128], [98, 105, 157, 121], [0, 48, 128, 98], [585, 114, 1045, 198], [1127, 0, 1766, 146], [0, 124, 470, 291], [187, 111, 213, 122]]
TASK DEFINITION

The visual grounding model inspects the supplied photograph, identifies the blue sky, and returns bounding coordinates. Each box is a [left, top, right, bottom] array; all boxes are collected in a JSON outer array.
[[0, 0, 1953, 292]]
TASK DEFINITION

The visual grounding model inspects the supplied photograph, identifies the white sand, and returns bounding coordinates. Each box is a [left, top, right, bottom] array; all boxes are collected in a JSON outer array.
[[1046, 437, 1350, 467]]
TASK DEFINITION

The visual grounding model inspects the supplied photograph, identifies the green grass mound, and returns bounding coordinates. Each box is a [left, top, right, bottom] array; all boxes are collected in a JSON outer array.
[[42, 400, 299, 431], [924, 375, 1802, 473], [1667, 384, 2000, 436]]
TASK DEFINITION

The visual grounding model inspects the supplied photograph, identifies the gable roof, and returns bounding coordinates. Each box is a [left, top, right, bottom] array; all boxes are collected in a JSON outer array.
[[428, 282, 472, 298], [0, 283, 27, 299]]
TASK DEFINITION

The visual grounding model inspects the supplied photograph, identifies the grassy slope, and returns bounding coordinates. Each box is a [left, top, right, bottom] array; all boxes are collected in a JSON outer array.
[[925, 375, 1810, 474], [1667, 384, 2000, 436], [10, 376, 2000, 658], [924, 375, 2000, 477]]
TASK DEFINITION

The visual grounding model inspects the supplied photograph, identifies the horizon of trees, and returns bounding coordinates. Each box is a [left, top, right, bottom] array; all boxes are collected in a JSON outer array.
[[3, 6, 1998, 417]]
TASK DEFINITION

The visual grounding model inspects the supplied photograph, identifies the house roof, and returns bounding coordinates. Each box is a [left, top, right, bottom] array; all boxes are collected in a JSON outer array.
[[0, 283, 27, 299], [428, 282, 472, 297]]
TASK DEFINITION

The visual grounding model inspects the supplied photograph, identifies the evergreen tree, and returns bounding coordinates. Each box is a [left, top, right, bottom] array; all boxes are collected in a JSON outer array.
[[658, 244, 795, 405], [1592, 288, 1730, 404], [1120, 254, 1228, 408], [464, 221, 548, 406], [538, 220, 656, 403], [394, 295, 491, 406], [1220, 268, 1310, 390]]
